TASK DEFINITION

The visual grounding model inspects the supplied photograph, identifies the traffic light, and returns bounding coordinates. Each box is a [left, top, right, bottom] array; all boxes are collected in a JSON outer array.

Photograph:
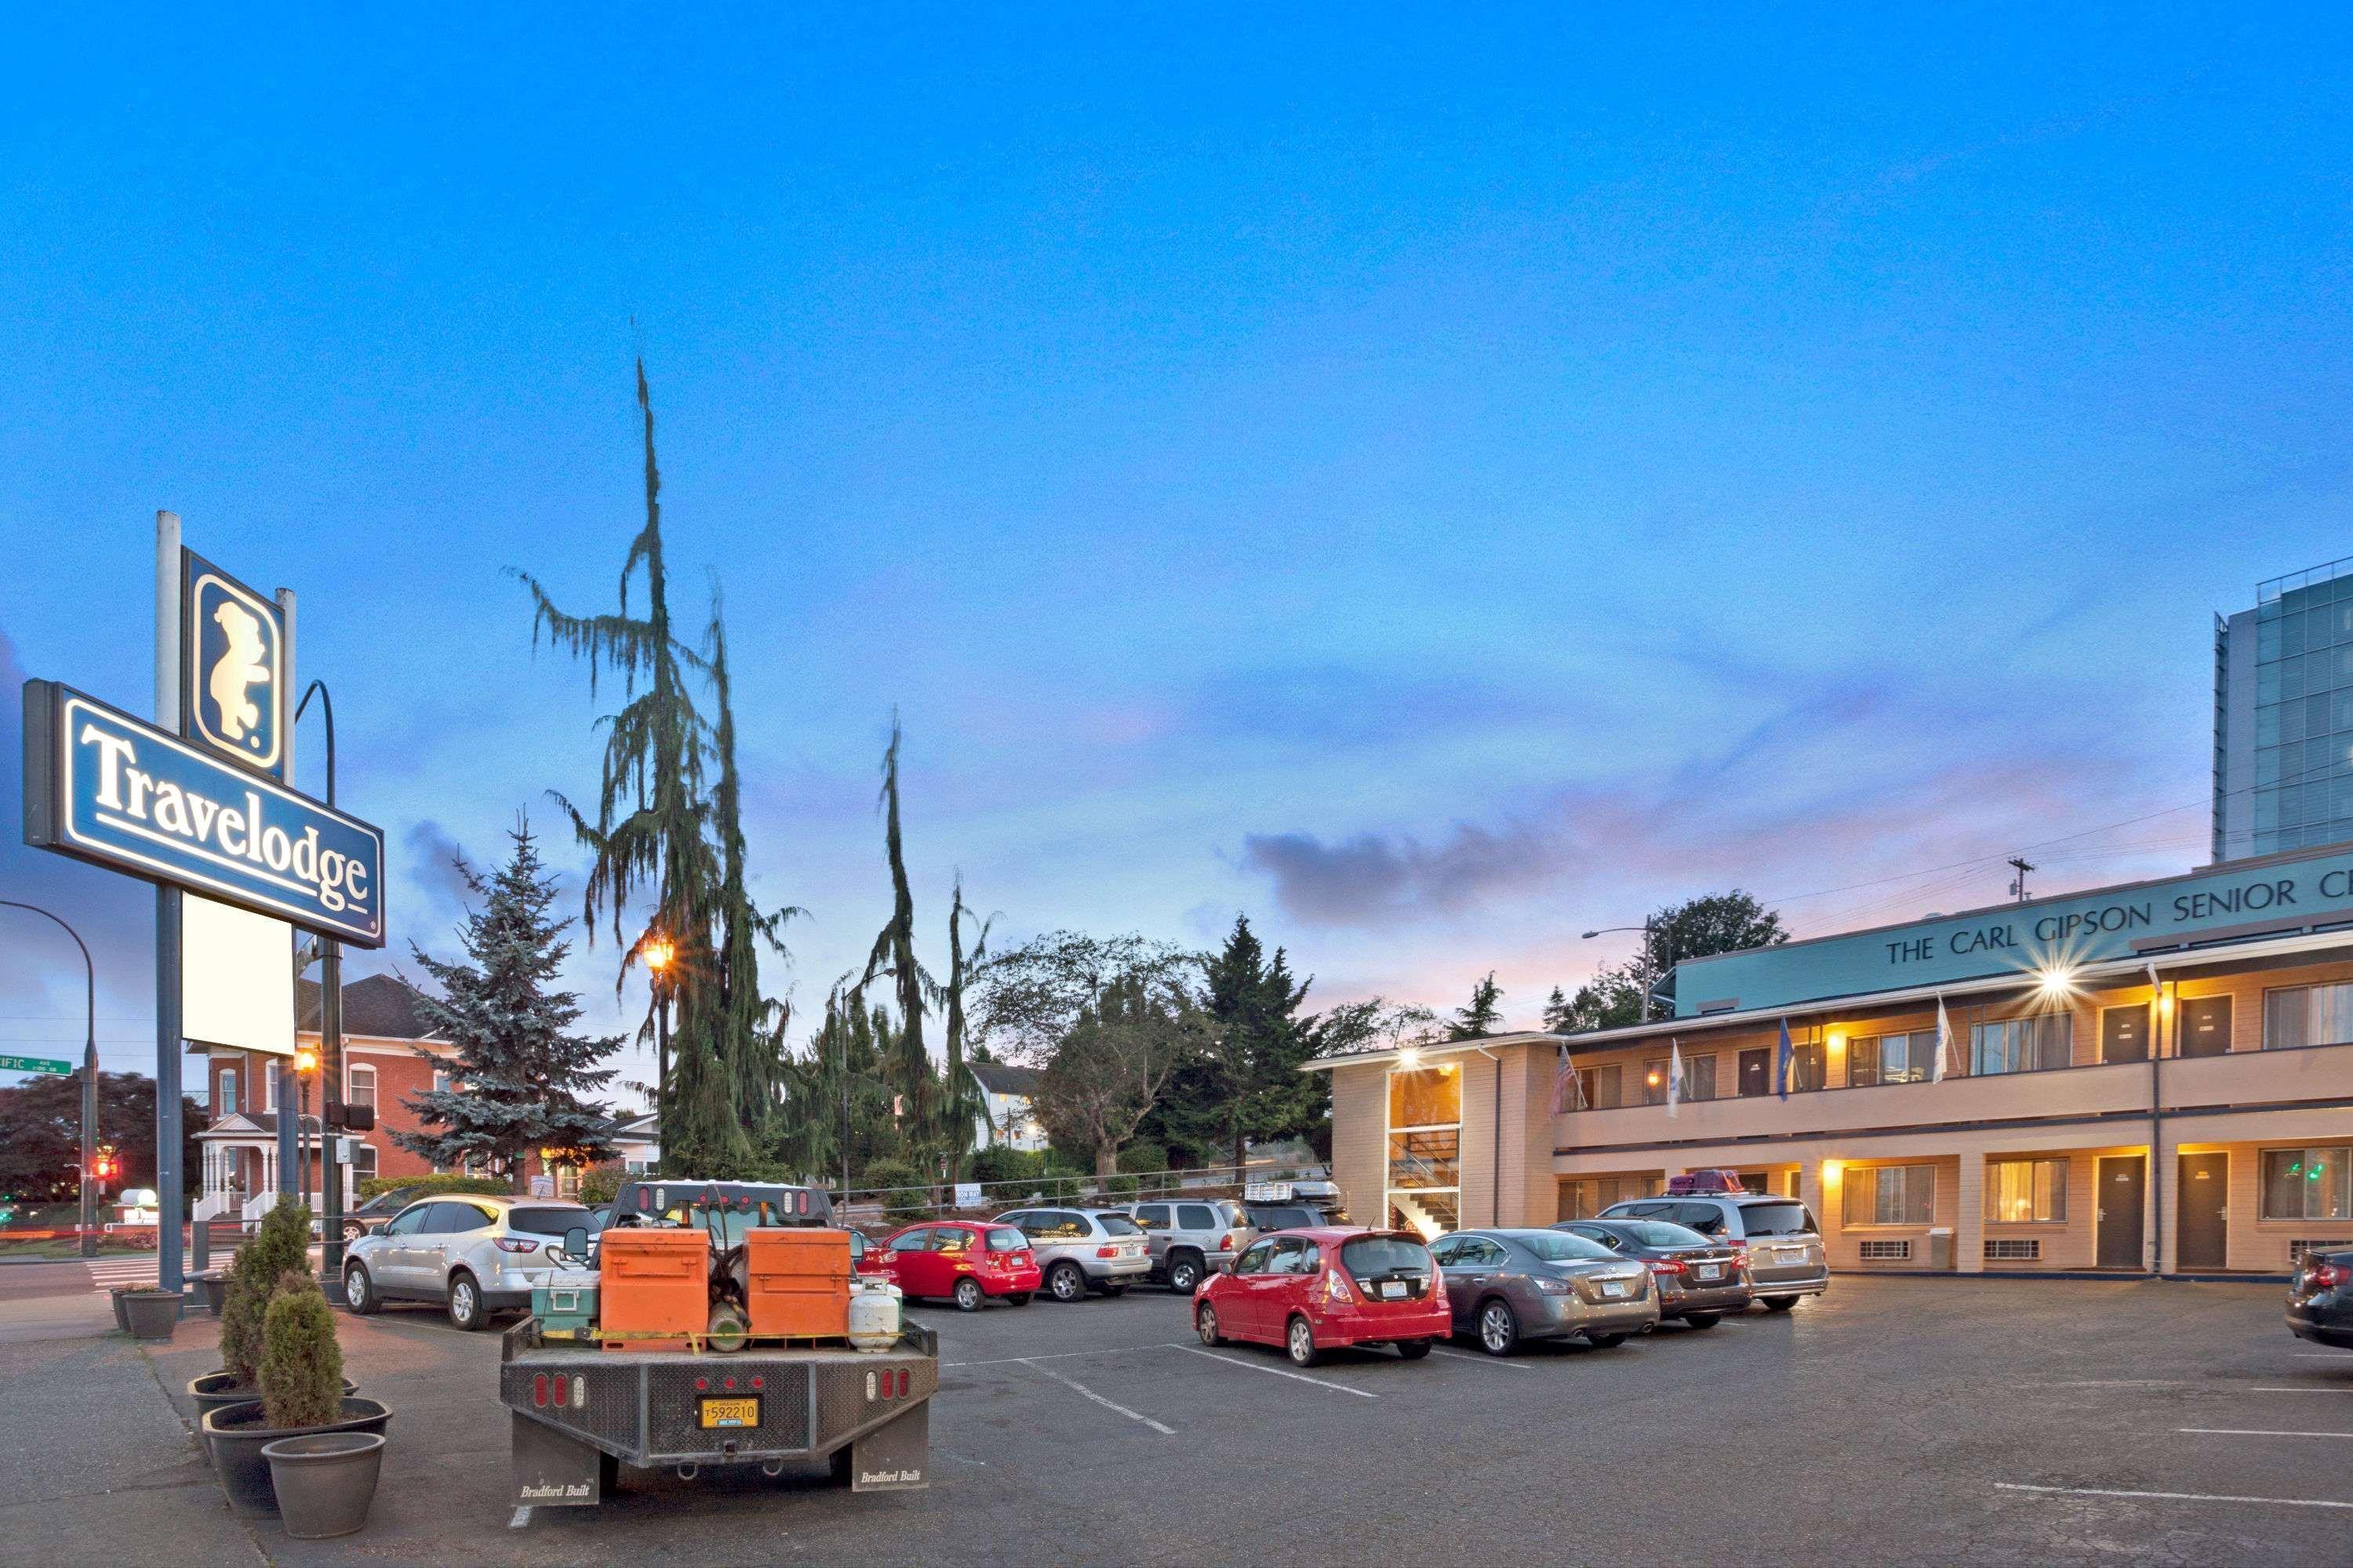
[[91, 1148, 118, 1195]]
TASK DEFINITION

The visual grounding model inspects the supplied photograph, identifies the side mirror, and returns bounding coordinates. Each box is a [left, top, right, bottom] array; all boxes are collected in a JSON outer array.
[[563, 1225, 590, 1261]]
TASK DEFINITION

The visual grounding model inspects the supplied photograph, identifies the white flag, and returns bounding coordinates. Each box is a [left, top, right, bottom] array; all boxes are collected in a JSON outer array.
[[1667, 1039, 1685, 1118], [1933, 995, 1953, 1083]]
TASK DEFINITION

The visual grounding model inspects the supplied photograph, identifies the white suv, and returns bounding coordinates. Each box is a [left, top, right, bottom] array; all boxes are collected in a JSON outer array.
[[993, 1207, 1151, 1302], [341, 1194, 598, 1330]]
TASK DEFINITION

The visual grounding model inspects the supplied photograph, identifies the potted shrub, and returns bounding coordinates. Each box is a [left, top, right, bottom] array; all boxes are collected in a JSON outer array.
[[122, 1286, 184, 1340], [202, 1270, 389, 1518], [259, 1272, 387, 1538], [190, 1199, 321, 1419]]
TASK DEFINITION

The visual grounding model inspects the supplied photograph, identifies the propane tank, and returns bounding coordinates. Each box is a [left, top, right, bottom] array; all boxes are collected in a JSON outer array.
[[848, 1275, 902, 1352]]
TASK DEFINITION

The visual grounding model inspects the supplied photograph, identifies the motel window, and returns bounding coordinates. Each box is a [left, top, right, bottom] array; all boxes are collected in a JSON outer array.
[[1686, 1054, 1716, 1101], [1844, 1165, 1935, 1226], [2262, 984, 2353, 1050], [2260, 1147, 2353, 1222], [218, 1069, 238, 1117], [347, 1064, 376, 1111], [1850, 1031, 1935, 1088], [1642, 1058, 1668, 1106], [1984, 1158, 2068, 1224], [1386, 1064, 1461, 1239], [1574, 1064, 1624, 1111], [1970, 1014, 2071, 1076], [1789, 1042, 1825, 1093]]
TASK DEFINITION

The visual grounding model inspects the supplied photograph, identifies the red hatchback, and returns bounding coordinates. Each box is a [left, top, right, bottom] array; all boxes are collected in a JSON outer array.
[[1195, 1228, 1448, 1366], [864, 1221, 1042, 1312]]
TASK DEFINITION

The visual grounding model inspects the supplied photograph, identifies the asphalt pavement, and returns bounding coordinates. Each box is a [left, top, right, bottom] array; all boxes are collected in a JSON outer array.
[[10, 1275, 2352, 1566]]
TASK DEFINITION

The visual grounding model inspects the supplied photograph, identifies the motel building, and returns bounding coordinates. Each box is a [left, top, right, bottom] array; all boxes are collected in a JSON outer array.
[[1315, 842, 2353, 1279]]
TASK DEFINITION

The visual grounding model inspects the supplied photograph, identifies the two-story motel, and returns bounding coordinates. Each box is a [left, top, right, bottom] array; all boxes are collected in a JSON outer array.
[[1315, 842, 2353, 1278]]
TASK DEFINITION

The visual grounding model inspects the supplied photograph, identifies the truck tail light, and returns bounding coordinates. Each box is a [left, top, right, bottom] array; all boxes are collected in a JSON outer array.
[[551, 1375, 567, 1409], [532, 1373, 548, 1408], [573, 1375, 586, 1406]]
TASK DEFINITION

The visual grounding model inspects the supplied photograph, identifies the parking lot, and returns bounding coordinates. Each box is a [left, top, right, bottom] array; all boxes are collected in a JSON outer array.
[[23, 1274, 2351, 1566]]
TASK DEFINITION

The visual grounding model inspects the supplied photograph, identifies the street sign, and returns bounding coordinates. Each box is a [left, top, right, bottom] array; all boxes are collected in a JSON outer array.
[[181, 549, 286, 779], [21, 680, 387, 948], [0, 1054, 71, 1075]]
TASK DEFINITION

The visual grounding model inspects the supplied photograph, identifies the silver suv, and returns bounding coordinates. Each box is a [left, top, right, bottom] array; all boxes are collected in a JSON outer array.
[[341, 1194, 598, 1330], [1129, 1198, 1252, 1292], [993, 1206, 1151, 1302], [1598, 1192, 1828, 1310]]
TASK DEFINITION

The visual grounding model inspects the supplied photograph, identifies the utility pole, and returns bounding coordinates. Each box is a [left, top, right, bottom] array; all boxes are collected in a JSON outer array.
[[297, 678, 345, 1290], [2007, 857, 2035, 903]]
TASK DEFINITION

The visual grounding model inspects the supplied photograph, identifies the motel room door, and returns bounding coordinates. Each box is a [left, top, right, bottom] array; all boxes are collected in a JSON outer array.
[[2177, 1153, 2229, 1270], [1738, 1049, 1770, 1097], [2096, 1155, 2147, 1270]]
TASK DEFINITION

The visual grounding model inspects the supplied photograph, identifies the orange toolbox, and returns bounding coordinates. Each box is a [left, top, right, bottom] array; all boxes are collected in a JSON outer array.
[[598, 1228, 709, 1349], [744, 1228, 852, 1339]]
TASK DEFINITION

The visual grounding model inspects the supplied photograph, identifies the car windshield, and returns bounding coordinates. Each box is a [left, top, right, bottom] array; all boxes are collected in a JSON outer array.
[[1739, 1202, 1819, 1237], [1618, 1221, 1710, 1248], [1520, 1231, 1615, 1263], [507, 1206, 594, 1237], [986, 1227, 1028, 1253], [1097, 1214, 1142, 1237], [1339, 1235, 1431, 1279]]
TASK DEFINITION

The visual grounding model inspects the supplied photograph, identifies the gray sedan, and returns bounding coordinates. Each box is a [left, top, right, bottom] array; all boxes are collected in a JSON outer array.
[[1430, 1228, 1658, 1356]]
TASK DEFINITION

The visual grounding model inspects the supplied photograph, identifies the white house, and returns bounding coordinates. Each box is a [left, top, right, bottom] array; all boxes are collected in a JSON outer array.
[[968, 1060, 1046, 1151], [610, 1110, 660, 1174]]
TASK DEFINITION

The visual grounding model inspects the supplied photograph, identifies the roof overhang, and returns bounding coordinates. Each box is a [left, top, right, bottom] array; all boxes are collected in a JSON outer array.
[[1300, 1030, 1567, 1075]]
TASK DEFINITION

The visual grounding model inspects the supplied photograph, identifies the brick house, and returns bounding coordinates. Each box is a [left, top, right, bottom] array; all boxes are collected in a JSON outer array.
[[193, 973, 604, 1217]]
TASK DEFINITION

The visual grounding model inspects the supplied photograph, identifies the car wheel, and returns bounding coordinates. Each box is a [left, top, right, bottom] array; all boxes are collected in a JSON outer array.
[[1195, 1303, 1224, 1346], [1166, 1255, 1202, 1293], [341, 1222, 364, 1242], [447, 1271, 483, 1332], [1286, 1315, 1322, 1368], [953, 1277, 984, 1312], [343, 1263, 378, 1315], [1762, 1295, 1798, 1312], [1587, 1333, 1627, 1349], [1047, 1262, 1086, 1303], [1396, 1339, 1434, 1360], [1477, 1299, 1521, 1357], [1682, 1312, 1722, 1330], [1006, 1293, 1034, 1306]]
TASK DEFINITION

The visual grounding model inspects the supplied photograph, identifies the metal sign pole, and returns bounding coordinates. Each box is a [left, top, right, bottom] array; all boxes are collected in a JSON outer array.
[[275, 588, 300, 1212], [154, 511, 185, 1299]]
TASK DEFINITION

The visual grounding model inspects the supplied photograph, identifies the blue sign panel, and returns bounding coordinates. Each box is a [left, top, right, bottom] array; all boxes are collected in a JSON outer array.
[[181, 550, 285, 780], [22, 681, 385, 948], [1676, 844, 2353, 1016]]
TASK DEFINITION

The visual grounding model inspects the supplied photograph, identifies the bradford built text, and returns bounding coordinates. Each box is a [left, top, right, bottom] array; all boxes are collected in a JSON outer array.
[[1885, 875, 2350, 966]]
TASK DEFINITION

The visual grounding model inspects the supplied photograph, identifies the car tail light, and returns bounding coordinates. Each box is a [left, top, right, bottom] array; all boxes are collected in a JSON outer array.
[[1649, 1257, 1689, 1277], [1428, 1274, 1446, 1309], [1096, 1246, 1119, 1259], [532, 1373, 548, 1408], [2313, 1262, 2352, 1289], [1323, 1270, 1354, 1304], [1219, 1234, 1233, 1250], [495, 1236, 540, 1253]]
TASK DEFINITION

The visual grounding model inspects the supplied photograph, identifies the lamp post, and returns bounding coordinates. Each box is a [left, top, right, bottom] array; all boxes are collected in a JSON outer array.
[[293, 678, 349, 1282], [2, 901, 99, 1259], [1581, 922, 1678, 1022], [639, 934, 674, 1130], [293, 1045, 319, 1209]]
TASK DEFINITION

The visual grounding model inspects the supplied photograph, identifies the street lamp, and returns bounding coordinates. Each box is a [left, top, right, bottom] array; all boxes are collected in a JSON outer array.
[[293, 1046, 320, 1208], [1582, 922, 1678, 1022], [640, 934, 675, 1121], [294, 678, 351, 1280], [1, 900, 99, 1258]]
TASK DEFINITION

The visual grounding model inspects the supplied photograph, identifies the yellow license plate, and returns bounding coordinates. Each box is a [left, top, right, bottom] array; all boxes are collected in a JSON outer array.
[[699, 1396, 760, 1429]]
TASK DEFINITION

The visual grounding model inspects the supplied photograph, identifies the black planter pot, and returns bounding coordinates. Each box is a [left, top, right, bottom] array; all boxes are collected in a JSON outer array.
[[189, 1372, 356, 1423], [264, 1432, 384, 1540], [111, 1285, 135, 1332], [190, 1271, 227, 1315], [122, 1289, 182, 1341], [202, 1398, 391, 1518]]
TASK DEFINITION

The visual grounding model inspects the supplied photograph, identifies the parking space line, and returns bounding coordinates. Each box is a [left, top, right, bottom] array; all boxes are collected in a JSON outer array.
[[1167, 1344, 1380, 1399], [2251, 1387, 2353, 1394], [508, 1507, 533, 1530], [1017, 1359, 1176, 1435], [2180, 1428, 2353, 1439], [945, 1344, 1173, 1370], [1430, 1346, 1530, 1372], [1996, 1482, 2353, 1511]]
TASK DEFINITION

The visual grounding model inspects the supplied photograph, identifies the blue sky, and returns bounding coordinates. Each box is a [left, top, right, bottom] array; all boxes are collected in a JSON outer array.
[[4, 8, 2351, 1100]]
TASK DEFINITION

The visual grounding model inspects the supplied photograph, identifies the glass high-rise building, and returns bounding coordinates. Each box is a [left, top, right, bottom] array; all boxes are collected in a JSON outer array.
[[2214, 557, 2353, 861]]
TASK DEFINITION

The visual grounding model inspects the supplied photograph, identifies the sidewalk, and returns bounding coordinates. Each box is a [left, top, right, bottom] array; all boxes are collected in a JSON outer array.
[[0, 1329, 261, 1566]]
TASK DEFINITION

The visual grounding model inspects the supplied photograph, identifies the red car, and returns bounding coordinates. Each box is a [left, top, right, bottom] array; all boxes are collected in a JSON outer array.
[[1194, 1227, 1448, 1366], [863, 1220, 1041, 1312]]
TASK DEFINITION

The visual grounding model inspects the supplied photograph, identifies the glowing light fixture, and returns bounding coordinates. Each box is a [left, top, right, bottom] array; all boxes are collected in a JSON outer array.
[[640, 935, 675, 973], [293, 1046, 319, 1075], [1397, 1046, 1422, 1071], [2033, 962, 2081, 999]]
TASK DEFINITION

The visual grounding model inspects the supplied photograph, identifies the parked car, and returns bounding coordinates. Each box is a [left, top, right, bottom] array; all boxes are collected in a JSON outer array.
[[1194, 1227, 1448, 1366], [1129, 1198, 1253, 1292], [993, 1206, 1152, 1301], [1430, 1228, 1657, 1355], [2287, 1246, 2353, 1349], [1240, 1179, 1350, 1234], [865, 1220, 1042, 1312], [342, 1195, 598, 1330], [1599, 1192, 1828, 1310], [339, 1184, 426, 1241], [1555, 1217, 1751, 1329]]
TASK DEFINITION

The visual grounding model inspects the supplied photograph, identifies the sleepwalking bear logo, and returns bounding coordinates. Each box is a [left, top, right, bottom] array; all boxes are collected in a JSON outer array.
[[208, 600, 271, 745], [184, 554, 283, 775]]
